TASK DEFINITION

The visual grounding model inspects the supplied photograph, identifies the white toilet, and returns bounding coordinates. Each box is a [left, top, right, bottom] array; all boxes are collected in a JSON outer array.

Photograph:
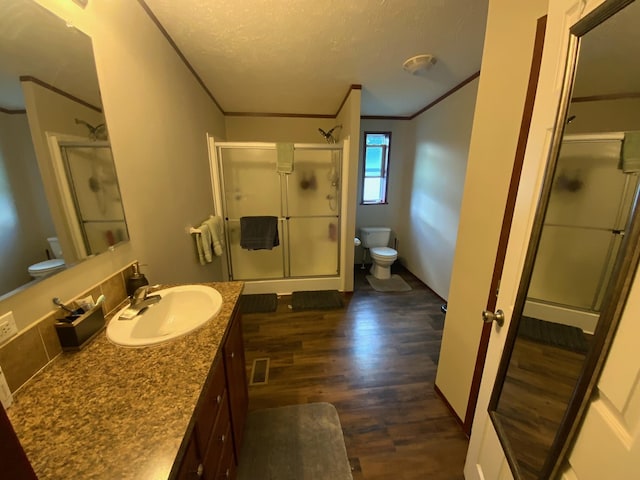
[[360, 227, 398, 280], [28, 237, 66, 279]]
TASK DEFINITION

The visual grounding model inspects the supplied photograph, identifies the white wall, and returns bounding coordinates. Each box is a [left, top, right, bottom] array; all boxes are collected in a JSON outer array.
[[0, 112, 54, 294], [355, 119, 416, 264], [0, 0, 226, 332], [400, 79, 479, 299], [435, 0, 548, 420]]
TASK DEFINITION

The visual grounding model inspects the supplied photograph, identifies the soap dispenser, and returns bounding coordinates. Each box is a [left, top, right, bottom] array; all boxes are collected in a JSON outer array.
[[126, 262, 149, 297]]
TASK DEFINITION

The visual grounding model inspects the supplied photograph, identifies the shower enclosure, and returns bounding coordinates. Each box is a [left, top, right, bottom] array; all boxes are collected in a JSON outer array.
[[211, 141, 343, 293], [48, 135, 129, 260], [524, 133, 639, 333]]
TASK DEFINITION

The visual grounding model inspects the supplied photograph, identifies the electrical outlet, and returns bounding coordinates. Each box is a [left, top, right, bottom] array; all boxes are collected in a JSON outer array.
[[0, 311, 18, 344]]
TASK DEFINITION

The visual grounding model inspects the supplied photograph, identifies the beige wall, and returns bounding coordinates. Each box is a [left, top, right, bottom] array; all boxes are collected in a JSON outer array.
[[400, 79, 479, 299], [0, 112, 53, 294], [355, 119, 416, 264], [435, 0, 549, 419], [22, 81, 106, 265], [0, 0, 226, 332], [225, 116, 340, 143], [567, 98, 640, 134]]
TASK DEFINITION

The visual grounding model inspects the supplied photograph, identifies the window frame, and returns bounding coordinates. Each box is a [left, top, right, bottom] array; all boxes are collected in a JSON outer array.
[[360, 131, 392, 205]]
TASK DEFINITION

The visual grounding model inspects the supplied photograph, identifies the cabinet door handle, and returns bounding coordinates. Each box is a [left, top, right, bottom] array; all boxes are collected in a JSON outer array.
[[225, 468, 230, 478], [220, 434, 226, 443], [216, 394, 222, 404], [196, 463, 204, 477], [230, 352, 235, 359]]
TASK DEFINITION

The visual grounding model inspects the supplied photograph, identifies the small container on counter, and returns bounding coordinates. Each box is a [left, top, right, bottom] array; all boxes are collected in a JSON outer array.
[[55, 304, 106, 351]]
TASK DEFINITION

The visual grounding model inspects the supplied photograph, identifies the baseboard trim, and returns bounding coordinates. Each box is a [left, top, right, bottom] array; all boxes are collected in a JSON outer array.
[[434, 383, 467, 437]]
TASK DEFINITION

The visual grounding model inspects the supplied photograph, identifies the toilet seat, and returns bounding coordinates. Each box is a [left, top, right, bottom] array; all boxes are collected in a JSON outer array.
[[28, 259, 65, 277], [370, 247, 397, 259]]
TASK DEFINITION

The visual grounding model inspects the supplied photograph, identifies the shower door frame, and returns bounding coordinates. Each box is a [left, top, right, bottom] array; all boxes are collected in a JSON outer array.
[[209, 139, 345, 294]]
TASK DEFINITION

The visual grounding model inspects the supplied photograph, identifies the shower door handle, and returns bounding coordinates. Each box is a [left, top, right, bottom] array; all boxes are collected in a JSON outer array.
[[482, 309, 504, 327]]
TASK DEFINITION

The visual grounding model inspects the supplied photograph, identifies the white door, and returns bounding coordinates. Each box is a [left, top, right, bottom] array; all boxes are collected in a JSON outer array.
[[464, 0, 640, 478]]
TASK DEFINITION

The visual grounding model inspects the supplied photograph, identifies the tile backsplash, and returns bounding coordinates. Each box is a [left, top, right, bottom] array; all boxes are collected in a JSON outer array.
[[0, 262, 136, 393]]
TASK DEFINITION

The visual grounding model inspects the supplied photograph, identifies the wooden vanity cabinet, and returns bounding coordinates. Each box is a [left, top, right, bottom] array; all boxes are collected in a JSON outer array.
[[222, 311, 248, 460], [175, 310, 247, 480]]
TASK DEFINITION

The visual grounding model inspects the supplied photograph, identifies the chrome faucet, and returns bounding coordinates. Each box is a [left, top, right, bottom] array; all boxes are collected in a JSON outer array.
[[119, 285, 162, 320]]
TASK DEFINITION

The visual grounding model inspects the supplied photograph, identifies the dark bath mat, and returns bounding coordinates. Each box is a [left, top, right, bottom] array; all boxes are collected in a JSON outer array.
[[237, 403, 352, 480], [518, 316, 589, 354], [291, 290, 344, 311], [240, 293, 278, 314]]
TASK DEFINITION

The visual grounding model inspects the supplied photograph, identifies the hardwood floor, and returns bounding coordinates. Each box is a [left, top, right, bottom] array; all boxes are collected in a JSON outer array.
[[241, 265, 469, 479], [494, 337, 586, 479]]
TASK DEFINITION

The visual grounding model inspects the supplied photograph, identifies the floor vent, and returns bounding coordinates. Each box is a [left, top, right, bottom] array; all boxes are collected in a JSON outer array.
[[250, 358, 270, 385]]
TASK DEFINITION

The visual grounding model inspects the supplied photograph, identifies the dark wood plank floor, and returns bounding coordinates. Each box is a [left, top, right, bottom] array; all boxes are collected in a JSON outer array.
[[494, 337, 586, 480], [241, 265, 469, 480]]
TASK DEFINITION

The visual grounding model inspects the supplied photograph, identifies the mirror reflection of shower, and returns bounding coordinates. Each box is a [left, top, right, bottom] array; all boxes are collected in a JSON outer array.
[[319, 125, 342, 211]]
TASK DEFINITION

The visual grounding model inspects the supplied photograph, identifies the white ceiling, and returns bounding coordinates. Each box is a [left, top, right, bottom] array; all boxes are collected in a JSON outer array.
[[143, 0, 489, 117]]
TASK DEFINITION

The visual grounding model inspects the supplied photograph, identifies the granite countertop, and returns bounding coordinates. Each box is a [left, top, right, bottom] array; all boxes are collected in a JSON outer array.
[[8, 281, 244, 480]]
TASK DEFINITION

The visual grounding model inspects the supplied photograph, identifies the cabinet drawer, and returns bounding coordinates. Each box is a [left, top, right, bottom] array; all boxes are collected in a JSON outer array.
[[195, 359, 226, 452], [203, 397, 231, 480], [175, 436, 202, 480], [214, 425, 237, 480]]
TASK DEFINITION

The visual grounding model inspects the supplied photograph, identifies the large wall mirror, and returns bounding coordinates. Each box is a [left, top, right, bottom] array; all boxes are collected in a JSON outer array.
[[487, 0, 640, 478], [0, 0, 129, 301]]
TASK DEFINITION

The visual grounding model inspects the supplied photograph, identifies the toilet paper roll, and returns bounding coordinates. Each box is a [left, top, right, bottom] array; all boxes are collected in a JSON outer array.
[[354, 237, 361, 246]]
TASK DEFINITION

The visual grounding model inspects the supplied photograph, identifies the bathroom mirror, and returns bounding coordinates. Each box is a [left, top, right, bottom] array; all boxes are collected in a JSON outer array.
[[488, 1, 640, 479], [0, 0, 129, 300]]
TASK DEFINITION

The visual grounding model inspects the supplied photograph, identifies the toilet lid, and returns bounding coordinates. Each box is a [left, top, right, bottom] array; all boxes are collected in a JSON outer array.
[[370, 247, 397, 258], [28, 259, 65, 274]]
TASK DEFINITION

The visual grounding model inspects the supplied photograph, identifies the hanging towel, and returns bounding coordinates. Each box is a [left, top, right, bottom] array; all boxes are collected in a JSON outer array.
[[195, 225, 212, 265], [194, 216, 225, 264], [621, 132, 640, 173], [204, 216, 225, 257], [240, 216, 279, 250], [276, 143, 294, 174]]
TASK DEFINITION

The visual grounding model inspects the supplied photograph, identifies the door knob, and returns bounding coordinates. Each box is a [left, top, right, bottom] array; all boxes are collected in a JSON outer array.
[[482, 309, 504, 327]]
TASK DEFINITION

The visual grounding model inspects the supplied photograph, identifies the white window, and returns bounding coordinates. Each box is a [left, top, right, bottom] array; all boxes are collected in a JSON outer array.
[[361, 132, 391, 204]]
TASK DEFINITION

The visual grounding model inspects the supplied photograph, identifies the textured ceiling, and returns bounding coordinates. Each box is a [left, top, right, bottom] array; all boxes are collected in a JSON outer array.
[[143, 0, 489, 117]]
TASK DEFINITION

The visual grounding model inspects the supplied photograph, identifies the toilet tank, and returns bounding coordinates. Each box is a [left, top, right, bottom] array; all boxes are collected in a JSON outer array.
[[47, 237, 63, 259], [360, 227, 391, 248]]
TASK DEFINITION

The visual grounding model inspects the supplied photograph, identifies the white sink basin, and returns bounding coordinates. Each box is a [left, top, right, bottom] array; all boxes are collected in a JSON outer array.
[[107, 285, 223, 347]]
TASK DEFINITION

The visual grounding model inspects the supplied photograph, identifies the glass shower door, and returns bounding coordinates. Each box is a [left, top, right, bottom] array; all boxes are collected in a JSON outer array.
[[286, 148, 340, 277], [527, 138, 637, 311], [60, 144, 128, 255], [220, 147, 284, 280]]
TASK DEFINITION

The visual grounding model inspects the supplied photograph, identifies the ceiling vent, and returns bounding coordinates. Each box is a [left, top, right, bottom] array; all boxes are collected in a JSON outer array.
[[402, 54, 437, 75]]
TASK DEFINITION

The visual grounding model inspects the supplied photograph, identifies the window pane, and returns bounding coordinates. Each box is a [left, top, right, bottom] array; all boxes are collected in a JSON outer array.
[[365, 146, 383, 176], [363, 178, 382, 203], [366, 134, 390, 146]]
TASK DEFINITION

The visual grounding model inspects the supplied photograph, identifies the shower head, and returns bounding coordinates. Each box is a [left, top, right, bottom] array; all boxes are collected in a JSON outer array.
[[318, 125, 342, 144], [75, 118, 108, 141]]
